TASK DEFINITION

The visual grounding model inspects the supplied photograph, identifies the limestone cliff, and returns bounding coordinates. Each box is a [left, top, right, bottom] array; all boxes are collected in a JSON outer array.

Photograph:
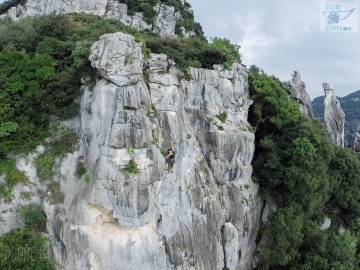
[[289, 71, 314, 118], [323, 82, 345, 147], [33, 32, 262, 270], [312, 90, 360, 146], [353, 132, 360, 152], [0, 0, 181, 37]]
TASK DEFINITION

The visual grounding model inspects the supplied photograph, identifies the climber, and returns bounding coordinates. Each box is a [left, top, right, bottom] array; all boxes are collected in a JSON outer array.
[[164, 141, 175, 172]]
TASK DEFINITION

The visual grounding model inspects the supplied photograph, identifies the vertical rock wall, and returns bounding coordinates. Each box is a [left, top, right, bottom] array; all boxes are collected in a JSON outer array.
[[289, 71, 314, 118], [44, 32, 262, 270], [323, 82, 345, 147]]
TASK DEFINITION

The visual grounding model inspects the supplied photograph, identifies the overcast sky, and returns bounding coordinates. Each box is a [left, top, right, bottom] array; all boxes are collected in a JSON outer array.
[[0, 0, 358, 100], [188, 0, 360, 100]]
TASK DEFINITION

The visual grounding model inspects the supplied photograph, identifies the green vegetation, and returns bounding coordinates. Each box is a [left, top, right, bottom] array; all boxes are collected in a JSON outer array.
[[20, 204, 47, 232], [0, 159, 29, 199], [152, 129, 159, 145], [0, 227, 54, 269], [20, 191, 33, 201], [0, 201, 53, 269], [84, 175, 90, 183], [214, 123, 224, 131], [31, 125, 76, 203], [75, 163, 86, 179], [121, 159, 140, 175], [126, 148, 135, 154], [146, 35, 241, 78], [46, 181, 64, 204], [120, 0, 158, 24], [34, 154, 54, 181], [248, 125, 256, 133], [0, 13, 143, 157], [119, 0, 204, 37], [0, 11, 240, 158], [248, 65, 360, 269], [215, 111, 228, 123], [47, 124, 78, 156]]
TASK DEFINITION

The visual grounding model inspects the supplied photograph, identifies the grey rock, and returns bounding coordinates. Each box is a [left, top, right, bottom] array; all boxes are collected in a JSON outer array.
[[153, 3, 181, 37], [323, 82, 345, 147], [320, 216, 331, 230], [290, 71, 314, 118], [223, 222, 239, 270], [0, 0, 181, 37], [353, 132, 360, 152]]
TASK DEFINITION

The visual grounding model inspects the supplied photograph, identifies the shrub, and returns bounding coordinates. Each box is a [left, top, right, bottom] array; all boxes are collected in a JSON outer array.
[[211, 37, 241, 66], [121, 159, 140, 175], [20, 204, 47, 232], [48, 124, 78, 156], [215, 111, 227, 123], [152, 130, 159, 145], [0, 159, 29, 198], [0, 227, 54, 269], [214, 123, 224, 131], [84, 175, 90, 183], [33, 154, 54, 181], [75, 163, 86, 179], [198, 45, 226, 69], [20, 191, 33, 201], [49, 192, 65, 204]]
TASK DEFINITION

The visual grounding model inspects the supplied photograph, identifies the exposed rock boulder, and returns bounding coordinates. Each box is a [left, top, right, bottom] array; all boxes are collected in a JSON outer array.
[[89, 32, 144, 87], [320, 216, 331, 231], [153, 3, 181, 36], [290, 71, 314, 118], [312, 90, 360, 146], [223, 222, 239, 270], [323, 82, 345, 147], [41, 32, 263, 270]]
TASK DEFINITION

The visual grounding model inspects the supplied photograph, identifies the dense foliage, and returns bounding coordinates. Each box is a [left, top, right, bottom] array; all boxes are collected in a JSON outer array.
[[0, 228, 54, 269], [248, 65, 360, 269], [0, 203, 53, 269], [20, 204, 47, 232]]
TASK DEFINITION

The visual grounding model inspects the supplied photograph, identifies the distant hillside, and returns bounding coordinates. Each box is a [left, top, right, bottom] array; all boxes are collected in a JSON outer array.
[[312, 90, 360, 146]]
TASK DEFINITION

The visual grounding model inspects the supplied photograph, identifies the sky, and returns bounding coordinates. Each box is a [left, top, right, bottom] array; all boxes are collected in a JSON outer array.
[[0, 0, 358, 100], [187, 0, 360, 100]]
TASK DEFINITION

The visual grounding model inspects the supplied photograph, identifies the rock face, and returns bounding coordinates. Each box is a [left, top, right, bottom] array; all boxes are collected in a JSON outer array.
[[0, 0, 180, 36], [40, 32, 262, 270], [153, 3, 181, 36], [323, 82, 345, 147], [289, 71, 314, 118], [312, 90, 360, 146], [353, 132, 360, 152]]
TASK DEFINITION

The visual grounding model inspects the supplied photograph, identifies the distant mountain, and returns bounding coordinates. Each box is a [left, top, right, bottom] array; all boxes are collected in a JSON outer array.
[[312, 90, 360, 146]]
